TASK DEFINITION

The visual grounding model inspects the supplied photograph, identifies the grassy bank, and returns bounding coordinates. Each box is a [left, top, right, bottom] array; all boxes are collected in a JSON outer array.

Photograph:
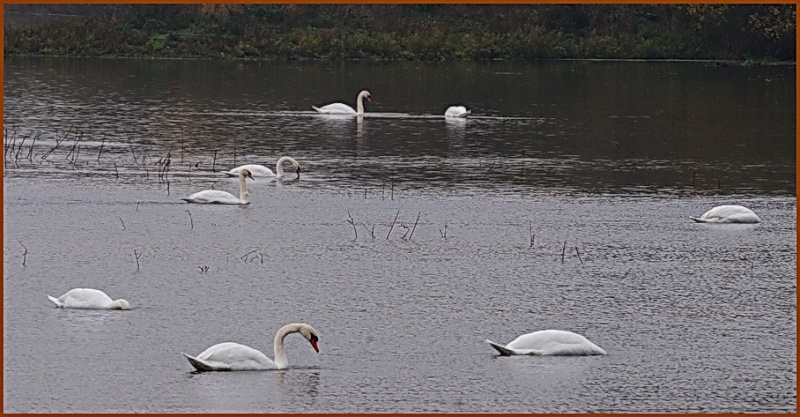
[[4, 4, 796, 62]]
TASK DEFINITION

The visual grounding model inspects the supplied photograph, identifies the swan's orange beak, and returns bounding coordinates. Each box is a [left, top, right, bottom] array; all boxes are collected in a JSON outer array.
[[366, 96, 372, 102], [309, 336, 319, 353]]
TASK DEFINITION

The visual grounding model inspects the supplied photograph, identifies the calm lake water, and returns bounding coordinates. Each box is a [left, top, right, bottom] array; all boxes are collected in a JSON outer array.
[[3, 57, 796, 413]]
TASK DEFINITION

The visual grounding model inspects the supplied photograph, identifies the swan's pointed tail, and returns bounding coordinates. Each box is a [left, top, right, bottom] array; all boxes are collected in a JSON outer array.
[[182, 353, 215, 372], [47, 295, 64, 307], [312, 106, 327, 113], [690, 216, 710, 223], [486, 339, 516, 356]]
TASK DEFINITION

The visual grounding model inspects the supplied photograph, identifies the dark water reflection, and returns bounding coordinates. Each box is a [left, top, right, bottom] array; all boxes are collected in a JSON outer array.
[[3, 57, 796, 413], [4, 57, 795, 195]]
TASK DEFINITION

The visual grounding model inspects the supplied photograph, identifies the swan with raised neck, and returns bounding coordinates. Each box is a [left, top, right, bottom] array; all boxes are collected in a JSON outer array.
[[225, 156, 301, 179], [313, 90, 371, 115], [183, 323, 320, 371], [182, 169, 254, 205]]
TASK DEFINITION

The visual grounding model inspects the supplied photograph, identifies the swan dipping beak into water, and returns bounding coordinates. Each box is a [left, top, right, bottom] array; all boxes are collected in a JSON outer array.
[[183, 323, 320, 371], [313, 90, 371, 115], [47, 288, 131, 310], [181, 169, 255, 205], [486, 329, 606, 356], [225, 156, 301, 179], [690, 204, 761, 223]]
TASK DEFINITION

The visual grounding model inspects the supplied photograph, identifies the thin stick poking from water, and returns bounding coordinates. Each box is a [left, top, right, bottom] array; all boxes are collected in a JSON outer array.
[[347, 210, 358, 240], [119, 217, 126, 230], [212, 149, 218, 172], [134, 249, 142, 270], [386, 210, 400, 240], [575, 245, 583, 264], [113, 162, 119, 179], [19, 241, 28, 267], [529, 222, 535, 249], [439, 222, 447, 240], [561, 241, 567, 264], [97, 135, 105, 163], [186, 210, 194, 229], [408, 211, 421, 240]]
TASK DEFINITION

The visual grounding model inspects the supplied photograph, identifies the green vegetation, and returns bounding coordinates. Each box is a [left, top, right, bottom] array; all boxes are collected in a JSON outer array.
[[4, 4, 795, 62]]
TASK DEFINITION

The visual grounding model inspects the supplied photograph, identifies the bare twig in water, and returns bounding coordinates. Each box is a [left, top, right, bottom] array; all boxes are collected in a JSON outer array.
[[399, 224, 411, 240], [198, 265, 209, 274], [136, 201, 141, 212], [575, 245, 583, 264], [134, 249, 143, 270], [439, 222, 448, 240], [561, 241, 567, 264], [186, 210, 194, 229], [113, 162, 119, 179], [386, 210, 400, 239], [212, 149, 218, 172], [529, 222, 535, 249], [361, 223, 376, 239], [19, 241, 28, 267], [347, 210, 358, 240], [390, 170, 395, 200], [119, 217, 126, 230], [97, 135, 105, 163], [408, 211, 421, 240]]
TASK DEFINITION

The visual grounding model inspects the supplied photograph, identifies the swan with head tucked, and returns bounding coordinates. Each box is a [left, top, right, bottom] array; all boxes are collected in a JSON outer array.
[[313, 90, 371, 115], [690, 204, 761, 223], [182, 323, 319, 371], [486, 329, 606, 356], [181, 169, 254, 205], [225, 156, 301, 179], [445, 106, 471, 118], [47, 288, 131, 310]]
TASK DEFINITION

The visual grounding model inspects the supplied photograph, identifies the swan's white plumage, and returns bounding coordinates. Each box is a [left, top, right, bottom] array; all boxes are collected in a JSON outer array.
[[690, 204, 761, 223], [47, 288, 131, 310], [486, 329, 606, 356], [183, 323, 319, 371], [445, 106, 471, 118], [313, 90, 371, 115], [225, 156, 301, 179], [182, 169, 254, 205]]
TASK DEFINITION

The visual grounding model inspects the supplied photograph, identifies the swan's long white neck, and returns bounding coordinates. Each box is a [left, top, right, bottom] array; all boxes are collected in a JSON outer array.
[[273, 323, 305, 369], [274, 156, 299, 178], [238, 171, 250, 202], [356, 92, 368, 115]]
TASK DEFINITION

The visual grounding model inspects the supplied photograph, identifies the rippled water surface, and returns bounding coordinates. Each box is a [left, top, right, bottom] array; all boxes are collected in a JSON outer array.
[[3, 57, 796, 413]]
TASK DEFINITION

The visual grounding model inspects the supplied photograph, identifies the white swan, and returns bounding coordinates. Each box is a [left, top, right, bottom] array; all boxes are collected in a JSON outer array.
[[225, 156, 301, 179], [313, 90, 371, 115], [486, 329, 606, 356], [182, 323, 319, 371], [47, 288, 131, 310], [445, 105, 471, 118], [182, 169, 254, 205], [690, 204, 761, 223]]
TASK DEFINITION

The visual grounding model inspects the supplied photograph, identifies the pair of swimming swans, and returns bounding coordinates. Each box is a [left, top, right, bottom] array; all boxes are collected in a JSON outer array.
[[313, 90, 471, 118], [181, 156, 301, 205], [690, 204, 761, 223], [46, 291, 318, 371]]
